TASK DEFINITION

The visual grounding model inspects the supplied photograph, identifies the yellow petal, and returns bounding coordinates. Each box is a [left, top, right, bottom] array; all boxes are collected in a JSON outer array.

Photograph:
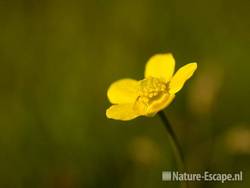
[[134, 100, 148, 116], [146, 94, 175, 116], [144, 53, 175, 82], [106, 104, 140, 121], [107, 79, 139, 104], [169, 63, 197, 94]]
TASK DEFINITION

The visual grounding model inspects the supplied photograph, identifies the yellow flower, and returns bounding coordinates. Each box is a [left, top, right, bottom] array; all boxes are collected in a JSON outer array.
[[106, 53, 197, 121]]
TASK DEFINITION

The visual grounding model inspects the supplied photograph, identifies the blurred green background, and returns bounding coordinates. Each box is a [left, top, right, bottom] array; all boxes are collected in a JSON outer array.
[[0, 0, 250, 187]]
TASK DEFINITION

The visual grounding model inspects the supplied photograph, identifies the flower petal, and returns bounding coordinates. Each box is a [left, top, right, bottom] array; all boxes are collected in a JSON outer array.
[[146, 94, 175, 116], [107, 79, 139, 104], [134, 100, 148, 116], [106, 104, 140, 121], [144, 53, 175, 82], [169, 63, 197, 94]]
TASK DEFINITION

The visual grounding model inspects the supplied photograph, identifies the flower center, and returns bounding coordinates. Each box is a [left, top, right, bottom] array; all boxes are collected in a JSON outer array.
[[138, 77, 167, 104]]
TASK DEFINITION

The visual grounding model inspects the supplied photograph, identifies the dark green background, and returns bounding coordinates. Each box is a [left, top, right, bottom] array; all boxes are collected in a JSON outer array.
[[0, 0, 249, 187]]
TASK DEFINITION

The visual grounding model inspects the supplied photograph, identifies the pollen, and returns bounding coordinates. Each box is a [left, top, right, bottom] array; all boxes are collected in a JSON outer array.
[[138, 77, 167, 104]]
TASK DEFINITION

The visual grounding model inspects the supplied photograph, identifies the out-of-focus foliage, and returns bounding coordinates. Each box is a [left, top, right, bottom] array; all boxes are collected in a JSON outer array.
[[0, 0, 249, 188]]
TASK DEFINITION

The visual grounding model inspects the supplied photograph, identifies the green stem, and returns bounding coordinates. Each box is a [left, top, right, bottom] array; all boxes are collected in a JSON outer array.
[[158, 111, 188, 188]]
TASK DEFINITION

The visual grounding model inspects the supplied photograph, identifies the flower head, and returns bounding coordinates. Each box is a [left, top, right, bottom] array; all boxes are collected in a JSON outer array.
[[106, 53, 197, 121]]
